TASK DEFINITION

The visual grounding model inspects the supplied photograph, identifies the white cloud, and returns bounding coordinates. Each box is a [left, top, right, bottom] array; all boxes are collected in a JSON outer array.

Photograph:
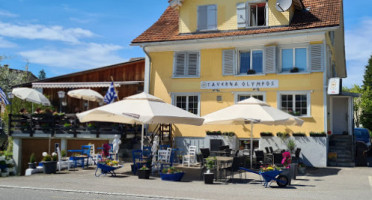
[[19, 43, 126, 70], [0, 21, 94, 43], [0, 37, 17, 48], [344, 18, 372, 87], [0, 10, 18, 18]]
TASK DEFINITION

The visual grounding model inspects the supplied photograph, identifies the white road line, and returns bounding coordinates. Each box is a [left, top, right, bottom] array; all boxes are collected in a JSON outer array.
[[0, 185, 203, 200], [369, 176, 372, 190]]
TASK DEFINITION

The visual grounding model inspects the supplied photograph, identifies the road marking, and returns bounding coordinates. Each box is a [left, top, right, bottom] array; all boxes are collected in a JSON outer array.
[[0, 185, 203, 200], [369, 176, 372, 190]]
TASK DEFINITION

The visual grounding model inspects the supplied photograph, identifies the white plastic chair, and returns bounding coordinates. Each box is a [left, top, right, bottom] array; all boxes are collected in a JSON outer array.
[[57, 147, 73, 171], [182, 145, 197, 167]]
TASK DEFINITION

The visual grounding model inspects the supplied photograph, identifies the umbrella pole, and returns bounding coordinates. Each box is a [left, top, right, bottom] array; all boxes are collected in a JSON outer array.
[[141, 123, 144, 151], [250, 121, 253, 169]]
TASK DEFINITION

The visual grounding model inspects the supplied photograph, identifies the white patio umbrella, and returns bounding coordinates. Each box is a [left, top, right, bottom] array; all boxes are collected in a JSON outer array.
[[203, 97, 304, 168], [12, 87, 51, 106], [67, 89, 104, 103], [77, 92, 204, 150]]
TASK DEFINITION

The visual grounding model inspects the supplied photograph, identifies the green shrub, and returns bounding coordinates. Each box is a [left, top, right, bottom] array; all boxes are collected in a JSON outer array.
[[29, 153, 36, 163]]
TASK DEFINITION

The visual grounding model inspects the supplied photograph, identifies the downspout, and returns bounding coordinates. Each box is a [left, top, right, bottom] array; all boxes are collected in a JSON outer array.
[[142, 46, 151, 94]]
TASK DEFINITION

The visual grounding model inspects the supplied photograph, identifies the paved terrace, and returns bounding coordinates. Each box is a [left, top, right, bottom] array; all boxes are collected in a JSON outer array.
[[0, 164, 371, 200]]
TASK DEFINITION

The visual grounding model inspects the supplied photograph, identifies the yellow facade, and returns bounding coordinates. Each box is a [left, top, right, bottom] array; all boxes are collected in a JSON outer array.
[[149, 48, 325, 139], [179, 0, 293, 33]]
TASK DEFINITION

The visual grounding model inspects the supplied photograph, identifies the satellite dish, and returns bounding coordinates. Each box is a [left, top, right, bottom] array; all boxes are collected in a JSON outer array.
[[276, 0, 292, 12]]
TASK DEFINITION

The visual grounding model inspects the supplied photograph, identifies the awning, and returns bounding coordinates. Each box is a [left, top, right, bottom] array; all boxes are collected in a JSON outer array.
[[32, 81, 143, 89]]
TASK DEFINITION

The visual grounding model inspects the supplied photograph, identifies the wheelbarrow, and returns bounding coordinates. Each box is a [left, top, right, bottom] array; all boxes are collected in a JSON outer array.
[[95, 163, 122, 177], [239, 167, 289, 188]]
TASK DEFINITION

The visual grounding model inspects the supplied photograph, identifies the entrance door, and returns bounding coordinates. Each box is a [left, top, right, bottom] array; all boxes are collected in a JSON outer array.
[[331, 97, 350, 135]]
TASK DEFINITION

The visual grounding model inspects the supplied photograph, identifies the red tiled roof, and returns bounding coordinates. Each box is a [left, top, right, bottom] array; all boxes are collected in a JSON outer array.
[[132, 0, 341, 44]]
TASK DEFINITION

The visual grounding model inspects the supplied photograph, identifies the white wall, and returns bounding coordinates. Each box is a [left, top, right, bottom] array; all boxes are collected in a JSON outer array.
[[260, 136, 328, 167]]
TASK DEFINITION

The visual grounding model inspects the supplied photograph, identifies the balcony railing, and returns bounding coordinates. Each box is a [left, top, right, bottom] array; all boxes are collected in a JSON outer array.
[[8, 114, 141, 138]]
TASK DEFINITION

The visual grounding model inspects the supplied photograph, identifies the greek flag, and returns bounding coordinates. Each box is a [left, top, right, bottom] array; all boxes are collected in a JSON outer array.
[[0, 87, 10, 105], [104, 82, 117, 104]]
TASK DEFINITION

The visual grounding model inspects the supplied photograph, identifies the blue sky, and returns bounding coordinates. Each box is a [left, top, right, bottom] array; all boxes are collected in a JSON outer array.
[[0, 0, 371, 88]]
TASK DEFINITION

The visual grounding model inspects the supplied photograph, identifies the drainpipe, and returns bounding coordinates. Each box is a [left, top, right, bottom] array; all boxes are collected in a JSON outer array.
[[142, 46, 151, 94]]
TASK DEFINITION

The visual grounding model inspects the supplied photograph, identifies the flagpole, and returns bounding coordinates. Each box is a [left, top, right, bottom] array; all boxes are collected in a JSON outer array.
[[110, 76, 120, 101]]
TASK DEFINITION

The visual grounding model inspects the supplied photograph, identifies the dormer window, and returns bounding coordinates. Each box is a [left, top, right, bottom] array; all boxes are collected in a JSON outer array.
[[197, 5, 217, 31], [237, 1, 267, 28]]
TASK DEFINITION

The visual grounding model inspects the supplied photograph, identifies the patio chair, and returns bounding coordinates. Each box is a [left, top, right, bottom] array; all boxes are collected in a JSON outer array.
[[57, 147, 73, 171], [292, 148, 302, 163], [182, 145, 197, 167], [226, 156, 245, 182], [200, 148, 210, 159], [255, 150, 265, 168], [81, 145, 93, 166]]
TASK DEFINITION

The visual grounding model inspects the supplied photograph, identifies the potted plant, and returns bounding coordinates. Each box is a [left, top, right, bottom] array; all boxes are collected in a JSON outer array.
[[137, 165, 151, 179], [7, 162, 15, 175], [260, 132, 273, 137], [60, 150, 68, 160], [290, 67, 299, 73], [0, 151, 5, 160], [297, 162, 306, 175], [160, 167, 184, 181], [286, 139, 296, 153], [204, 156, 216, 184], [281, 151, 292, 185], [28, 153, 37, 169], [309, 132, 327, 137], [247, 69, 256, 74], [292, 132, 306, 137], [0, 160, 7, 177], [42, 152, 58, 174]]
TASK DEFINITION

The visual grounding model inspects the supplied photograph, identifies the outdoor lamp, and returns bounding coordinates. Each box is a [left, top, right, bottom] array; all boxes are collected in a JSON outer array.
[[57, 91, 65, 99], [57, 91, 65, 113], [7, 92, 14, 114]]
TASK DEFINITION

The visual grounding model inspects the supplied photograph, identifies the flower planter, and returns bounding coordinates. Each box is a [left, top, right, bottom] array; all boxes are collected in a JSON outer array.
[[290, 163, 297, 180], [42, 161, 57, 174], [28, 162, 37, 169], [137, 169, 151, 179], [280, 168, 292, 185], [298, 166, 306, 175], [1, 171, 9, 177], [204, 173, 214, 184], [160, 172, 184, 181]]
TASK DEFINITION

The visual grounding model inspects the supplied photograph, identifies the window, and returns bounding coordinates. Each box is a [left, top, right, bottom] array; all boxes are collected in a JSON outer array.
[[278, 92, 310, 117], [173, 52, 199, 77], [173, 94, 200, 115], [250, 3, 266, 26], [281, 48, 307, 72], [235, 92, 265, 103], [237, 2, 267, 28], [198, 5, 217, 31], [239, 50, 263, 74]]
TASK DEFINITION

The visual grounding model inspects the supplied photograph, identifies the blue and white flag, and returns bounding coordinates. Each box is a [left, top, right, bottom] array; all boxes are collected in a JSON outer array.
[[0, 87, 10, 105], [104, 82, 117, 104]]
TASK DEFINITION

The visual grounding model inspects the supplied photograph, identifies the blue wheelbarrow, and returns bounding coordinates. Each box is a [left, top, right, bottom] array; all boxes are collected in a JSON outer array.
[[239, 167, 289, 188], [95, 163, 122, 177]]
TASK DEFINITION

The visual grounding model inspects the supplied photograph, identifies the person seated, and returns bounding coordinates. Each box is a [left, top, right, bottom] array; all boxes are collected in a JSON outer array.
[[19, 108, 28, 115]]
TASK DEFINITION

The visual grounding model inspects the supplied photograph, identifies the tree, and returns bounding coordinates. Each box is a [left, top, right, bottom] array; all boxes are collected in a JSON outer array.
[[360, 55, 372, 130], [38, 69, 46, 80]]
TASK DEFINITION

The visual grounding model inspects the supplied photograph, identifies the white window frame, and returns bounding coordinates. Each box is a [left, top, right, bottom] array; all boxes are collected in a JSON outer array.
[[237, 48, 264, 75], [277, 91, 311, 117], [248, 1, 268, 27], [173, 51, 200, 78], [234, 92, 266, 103], [171, 93, 201, 116], [197, 4, 217, 31], [280, 45, 309, 73]]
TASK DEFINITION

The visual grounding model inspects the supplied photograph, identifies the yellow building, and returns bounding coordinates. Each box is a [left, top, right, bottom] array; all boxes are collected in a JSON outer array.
[[132, 0, 351, 166]]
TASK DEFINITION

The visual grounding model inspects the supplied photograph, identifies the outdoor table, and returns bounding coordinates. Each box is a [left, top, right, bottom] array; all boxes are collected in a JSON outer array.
[[70, 155, 88, 169], [210, 151, 228, 156], [215, 156, 233, 181]]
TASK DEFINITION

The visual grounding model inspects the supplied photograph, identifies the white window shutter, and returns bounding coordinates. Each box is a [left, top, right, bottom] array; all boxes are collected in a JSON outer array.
[[207, 5, 217, 30], [187, 53, 199, 76], [175, 53, 186, 76], [237, 3, 247, 28], [264, 46, 276, 73], [223, 49, 235, 76], [310, 44, 323, 71], [198, 6, 208, 30]]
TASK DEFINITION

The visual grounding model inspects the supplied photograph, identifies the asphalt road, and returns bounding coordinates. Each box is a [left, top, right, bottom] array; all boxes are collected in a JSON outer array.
[[0, 187, 182, 200]]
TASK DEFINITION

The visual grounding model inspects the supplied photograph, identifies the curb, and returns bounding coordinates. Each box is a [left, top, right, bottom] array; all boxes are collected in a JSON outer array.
[[0, 185, 203, 200]]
